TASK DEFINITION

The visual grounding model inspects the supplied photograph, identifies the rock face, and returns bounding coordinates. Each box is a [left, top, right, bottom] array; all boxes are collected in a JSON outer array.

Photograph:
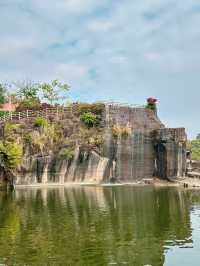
[[13, 104, 187, 185], [102, 105, 186, 182]]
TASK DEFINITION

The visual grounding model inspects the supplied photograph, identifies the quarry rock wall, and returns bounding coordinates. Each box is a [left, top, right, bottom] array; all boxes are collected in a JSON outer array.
[[3, 104, 187, 185]]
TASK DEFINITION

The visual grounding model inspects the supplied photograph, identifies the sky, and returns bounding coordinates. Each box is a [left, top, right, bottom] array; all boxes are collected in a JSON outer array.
[[0, 0, 199, 139]]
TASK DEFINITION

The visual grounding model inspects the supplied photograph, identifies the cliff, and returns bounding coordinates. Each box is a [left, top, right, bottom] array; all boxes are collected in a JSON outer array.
[[0, 103, 187, 185]]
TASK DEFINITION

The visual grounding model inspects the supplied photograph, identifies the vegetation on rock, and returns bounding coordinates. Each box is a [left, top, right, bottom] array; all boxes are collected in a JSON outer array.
[[78, 127, 104, 150], [146, 97, 157, 111], [0, 80, 107, 184], [59, 148, 74, 160], [80, 112, 98, 128], [112, 125, 132, 139], [0, 142, 22, 180], [75, 102, 105, 115], [187, 136, 200, 161], [4, 122, 22, 143], [33, 117, 48, 128]]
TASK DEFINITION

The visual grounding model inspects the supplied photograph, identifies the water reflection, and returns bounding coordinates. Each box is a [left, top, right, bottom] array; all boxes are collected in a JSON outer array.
[[0, 186, 198, 265]]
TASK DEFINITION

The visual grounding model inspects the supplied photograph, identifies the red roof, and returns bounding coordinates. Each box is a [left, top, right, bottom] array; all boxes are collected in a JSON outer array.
[[0, 103, 18, 111]]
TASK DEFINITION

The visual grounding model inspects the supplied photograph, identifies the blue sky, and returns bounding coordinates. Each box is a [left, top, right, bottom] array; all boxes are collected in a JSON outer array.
[[0, 0, 200, 139]]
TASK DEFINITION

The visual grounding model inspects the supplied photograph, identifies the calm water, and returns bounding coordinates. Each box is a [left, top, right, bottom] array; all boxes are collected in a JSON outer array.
[[0, 186, 200, 266]]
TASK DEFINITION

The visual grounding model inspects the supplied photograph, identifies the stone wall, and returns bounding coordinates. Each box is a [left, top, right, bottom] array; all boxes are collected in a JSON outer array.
[[2, 104, 187, 184]]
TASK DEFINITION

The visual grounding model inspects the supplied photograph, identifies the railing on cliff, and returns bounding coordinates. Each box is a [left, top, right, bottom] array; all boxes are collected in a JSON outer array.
[[0, 107, 73, 123], [0, 102, 145, 124]]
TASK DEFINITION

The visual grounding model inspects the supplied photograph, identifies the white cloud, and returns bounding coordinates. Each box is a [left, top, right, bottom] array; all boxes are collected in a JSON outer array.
[[87, 20, 114, 32], [0, 0, 200, 137], [109, 55, 128, 64], [58, 0, 107, 14], [145, 52, 162, 61], [54, 63, 88, 81], [0, 37, 35, 55]]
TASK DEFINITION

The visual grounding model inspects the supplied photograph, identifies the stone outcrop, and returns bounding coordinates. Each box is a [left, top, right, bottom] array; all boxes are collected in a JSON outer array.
[[10, 103, 187, 185]]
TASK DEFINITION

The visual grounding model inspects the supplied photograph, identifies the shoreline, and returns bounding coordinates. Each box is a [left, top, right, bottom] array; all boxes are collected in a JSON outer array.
[[12, 177, 200, 189]]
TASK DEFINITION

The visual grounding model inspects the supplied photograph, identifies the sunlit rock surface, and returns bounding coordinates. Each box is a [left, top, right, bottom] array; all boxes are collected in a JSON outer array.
[[13, 104, 187, 185]]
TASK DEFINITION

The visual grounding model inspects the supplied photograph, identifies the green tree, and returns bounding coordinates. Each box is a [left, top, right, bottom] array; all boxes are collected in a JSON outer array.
[[15, 81, 40, 110], [0, 83, 7, 104], [196, 134, 200, 140], [39, 79, 70, 105], [16, 80, 38, 100], [187, 136, 200, 161]]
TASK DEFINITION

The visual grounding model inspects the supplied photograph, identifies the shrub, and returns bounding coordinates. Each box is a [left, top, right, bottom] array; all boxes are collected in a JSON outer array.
[[23, 133, 33, 144], [0, 142, 22, 177], [28, 122, 64, 153], [0, 111, 9, 118], [88, 136, 104, 147], [187, 139, 200, 161], [146, 103, 156, 110], [16, 98, 41, 112], [146, 97, 157, 111], [33, 117, 48, 128], [76, 102, 105, 115], [4, 122, 21, 142], [112, 125, 132, 139], [80, 112, 98, 128], [59, 148, 74, 160]]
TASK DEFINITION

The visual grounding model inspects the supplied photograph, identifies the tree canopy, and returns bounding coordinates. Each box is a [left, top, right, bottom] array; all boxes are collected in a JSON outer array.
[[0, 83, 7, 104], [0, 80, 70, 111], [188, 136, 200, 161]]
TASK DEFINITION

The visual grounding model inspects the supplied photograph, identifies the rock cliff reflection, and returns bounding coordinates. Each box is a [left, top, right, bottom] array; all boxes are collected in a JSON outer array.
[[0, 186, 197, 265]]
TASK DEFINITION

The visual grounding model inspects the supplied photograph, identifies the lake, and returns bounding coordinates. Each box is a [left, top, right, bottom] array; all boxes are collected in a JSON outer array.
[[0, 186, 200, 265]]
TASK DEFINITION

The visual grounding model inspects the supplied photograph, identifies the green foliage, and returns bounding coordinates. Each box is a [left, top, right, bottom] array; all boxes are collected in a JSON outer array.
[[0, 142, 22, 177], [23, 133, 33, 145], [0, 79, 70, 111], [4, 122, 21, 142], [0, 83, 6, 104], [16, 98, 40, 111], [188, 138, 200, 161], [16, 80, 38, 101], [29, 122, 63, 153], [80, 112, 98, 128], [39, 79, 70, 105], [59, 148, 74, 160], [76, 102, 105, 115], [0, 111, 9, 118], [146, 103, 156, 110], [196, 134, 200, 140], [33, 117, 48, 128]]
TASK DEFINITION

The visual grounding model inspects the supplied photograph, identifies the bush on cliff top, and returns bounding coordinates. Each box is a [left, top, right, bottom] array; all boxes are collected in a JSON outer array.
[[75, 102, 105, 115], [145, 98, 157, 111], [16, 98, 41, 112]]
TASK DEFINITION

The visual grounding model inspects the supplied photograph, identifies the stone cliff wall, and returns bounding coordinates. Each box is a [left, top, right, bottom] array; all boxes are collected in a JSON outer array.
[[0, 104, 187, 185]]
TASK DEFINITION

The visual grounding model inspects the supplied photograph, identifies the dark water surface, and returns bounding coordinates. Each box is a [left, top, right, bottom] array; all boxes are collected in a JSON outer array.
[[0, 186, 200, 266]]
